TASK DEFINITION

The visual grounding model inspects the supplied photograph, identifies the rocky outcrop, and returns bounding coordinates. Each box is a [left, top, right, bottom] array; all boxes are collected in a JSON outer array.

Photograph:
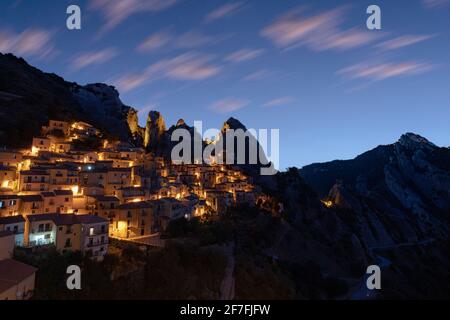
[[219, 117, 273, 178], [143, 111, 166, 151], [0, 53, 138, 147], [72, 83, 137, 141]]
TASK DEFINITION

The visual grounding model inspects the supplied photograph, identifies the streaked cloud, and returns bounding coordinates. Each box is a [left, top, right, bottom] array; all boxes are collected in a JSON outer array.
[[112, 52, 221, 92], [204, 2, 245, 22], [0, 28, 56, 59], [225, 48, 265, 63], [210, 98, 250, 113], [262, 96, 295, 108], [113, 73, 149, 93], [376, 34, 435, 51], [261, 7, 378, 52], [137, 30, 224, 53], [423, 0, 450, 8], [148, 52, 221, 80], [90, 0, 178, 33], [338, 61, 435, 81], [242, 69, 272, 81], [175, 30, 217, 49], [72, 48, 118, 70], [137, 30, 173, 52]]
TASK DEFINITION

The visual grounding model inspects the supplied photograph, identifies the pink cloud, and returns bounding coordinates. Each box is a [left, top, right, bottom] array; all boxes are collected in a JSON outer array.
[[423, 0, 450, 8], [210, 98, 250, 114], [262, 96, 295, 108], [137, 30, 225, 53], [376, 34, 435, 51], [72, 48, 118, 70], [338, 61, 435, 81], [90, 0, 178, 33], [318, 28, 378, 51], [242, 69, 272, 81], [111, 52, 222, 92], [225, 48, 265, 63], [113, 73, 150, 93], [175, 30, 216, 49], [137, 30, 173, 52], [261, 7, 378, 52], [0, 28, 56, 59], [204, 2, 245, 22], [147, 52, 221, 81]]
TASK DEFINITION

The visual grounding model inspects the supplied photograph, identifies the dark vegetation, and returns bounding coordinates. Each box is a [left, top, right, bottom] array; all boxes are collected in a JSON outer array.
[[14, 242, 227, 300], [164, 217, 234, 246]]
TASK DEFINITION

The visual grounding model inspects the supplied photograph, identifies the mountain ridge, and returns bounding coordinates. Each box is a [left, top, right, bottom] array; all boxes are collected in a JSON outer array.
[[2, 53, 450, 298]]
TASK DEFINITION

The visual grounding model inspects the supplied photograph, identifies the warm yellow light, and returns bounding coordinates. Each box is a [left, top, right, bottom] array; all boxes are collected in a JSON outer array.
[[31, 146, 39, 156], [117, 221, 127, 233], [1, 180, 10, 188], [132, 198, 141, 203], [71, 185, 79, 195], [321, 200, 333, 208]]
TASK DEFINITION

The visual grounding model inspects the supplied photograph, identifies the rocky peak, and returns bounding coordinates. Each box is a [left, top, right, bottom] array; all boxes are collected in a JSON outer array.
[[144, 111, 166, 149], [176, 119, 186, 127], [126, 109, 139, 134], [397, 132, 436, 151], [0, 53, 137, 147], [222, 117, 246, 132]]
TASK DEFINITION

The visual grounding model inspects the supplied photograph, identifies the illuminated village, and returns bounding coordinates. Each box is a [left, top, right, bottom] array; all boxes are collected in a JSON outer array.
[[0, 120, 258, 264]]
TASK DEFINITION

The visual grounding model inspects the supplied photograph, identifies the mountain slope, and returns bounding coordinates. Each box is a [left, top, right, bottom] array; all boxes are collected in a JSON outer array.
[[300, 132, 450, 247], [0, 53, 137, 148]]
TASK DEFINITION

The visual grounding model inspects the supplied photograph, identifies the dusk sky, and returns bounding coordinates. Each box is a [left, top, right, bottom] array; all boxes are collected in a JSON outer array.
[[1, 0, 449, 169]]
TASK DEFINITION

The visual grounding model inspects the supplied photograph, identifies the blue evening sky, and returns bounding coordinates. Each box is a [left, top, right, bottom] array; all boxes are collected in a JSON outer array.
[[1, 0, 449, 169]]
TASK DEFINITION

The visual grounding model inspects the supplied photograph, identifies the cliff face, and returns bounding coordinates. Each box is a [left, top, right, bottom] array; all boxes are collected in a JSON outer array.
[[218, 117, 274, 178], [300, 133, 450, 247], [72, 83, 137, 141], [259, 141, 450, 298], [143, 111, 166, 152], [0, 53, 137, 147]]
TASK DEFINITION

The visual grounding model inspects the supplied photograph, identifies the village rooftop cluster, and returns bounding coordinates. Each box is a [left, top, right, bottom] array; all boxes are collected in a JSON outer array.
[[0, 119, 261, 298]]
